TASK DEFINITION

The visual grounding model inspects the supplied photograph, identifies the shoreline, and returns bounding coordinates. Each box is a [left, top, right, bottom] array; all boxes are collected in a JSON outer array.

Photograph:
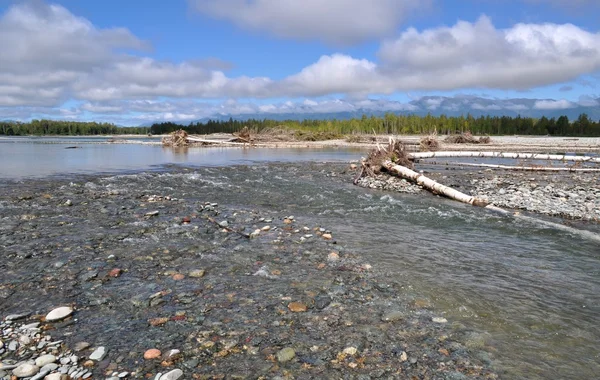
[[2, 134, 600, 153]]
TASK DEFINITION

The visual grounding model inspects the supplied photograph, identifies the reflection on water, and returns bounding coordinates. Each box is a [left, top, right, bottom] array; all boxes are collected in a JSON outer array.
[[0, 137, 365, 179]]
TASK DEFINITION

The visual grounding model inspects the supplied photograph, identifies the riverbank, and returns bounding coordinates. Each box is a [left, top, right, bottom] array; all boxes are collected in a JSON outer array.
[[0, 170, 498, 379], [3, 134, 600, 153]]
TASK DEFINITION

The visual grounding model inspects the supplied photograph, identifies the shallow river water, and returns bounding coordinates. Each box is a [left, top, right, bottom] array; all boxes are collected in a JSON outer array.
[[1, 138, 599, 379]]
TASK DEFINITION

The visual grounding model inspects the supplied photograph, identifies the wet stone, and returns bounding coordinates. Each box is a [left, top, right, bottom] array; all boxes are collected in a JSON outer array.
[[45, 306, 73, 322], [89, 346, 107, 361], [160, 368, 183, 380], [381, 310, 404, 322], [277, 347, 296, 363]]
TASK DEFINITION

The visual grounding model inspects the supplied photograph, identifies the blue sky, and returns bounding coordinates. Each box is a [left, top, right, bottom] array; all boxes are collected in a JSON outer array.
[[0, 0, 599, 124]]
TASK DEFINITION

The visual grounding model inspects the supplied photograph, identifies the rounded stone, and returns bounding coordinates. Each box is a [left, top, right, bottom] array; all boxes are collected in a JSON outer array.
[[12, 363, 39, 378], [35, 354, 57, 367], [144, 348, 162, 360], [188, 269, 205, 278], [161, 369, 183, 380], [276, 347, 296, 363], [45, 306, 73, 322], [287, 302, 307, 313]]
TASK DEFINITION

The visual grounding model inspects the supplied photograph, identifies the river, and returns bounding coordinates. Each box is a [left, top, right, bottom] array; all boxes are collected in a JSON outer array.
[[1, 137, 599, 379]]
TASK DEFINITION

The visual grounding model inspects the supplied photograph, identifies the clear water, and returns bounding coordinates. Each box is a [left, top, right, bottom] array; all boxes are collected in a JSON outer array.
[[0, 137, 364, 178], [1, 138, 599, 379]]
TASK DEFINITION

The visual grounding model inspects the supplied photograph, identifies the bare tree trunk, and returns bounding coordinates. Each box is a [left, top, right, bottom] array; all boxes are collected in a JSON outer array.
[[427, 161, 600, 172], [382, 160, 600, 243], [382, 160, 488, 207], [409, 151, 600, 163]]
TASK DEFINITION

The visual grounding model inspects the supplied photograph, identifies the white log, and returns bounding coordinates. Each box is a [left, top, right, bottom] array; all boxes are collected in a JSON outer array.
[[429, 161, 600, 172], [409, 151, 600, 163], [383, 160, 488, 206], [186, 137, 251, 145], [383, 160, 600, 243]]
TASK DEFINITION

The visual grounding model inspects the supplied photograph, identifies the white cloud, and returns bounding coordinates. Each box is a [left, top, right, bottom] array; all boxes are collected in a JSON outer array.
[[1, 2, 600, 122], [534, 99, 576, 110], [188, 0, 426, 44], [377, 16, 600, 90], [577, 95, 599, 107], [277, 55, 387, 96], [0, 2, 146, 107]]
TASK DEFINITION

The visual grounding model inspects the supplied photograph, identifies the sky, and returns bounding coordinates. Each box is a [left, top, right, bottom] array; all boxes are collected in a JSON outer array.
[[0, 0, 599, 125]]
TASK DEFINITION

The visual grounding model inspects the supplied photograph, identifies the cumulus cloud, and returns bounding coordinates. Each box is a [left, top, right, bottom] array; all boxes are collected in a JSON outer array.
[[377, 16, 600, 90], [534, 99, 577, 110], [188, 0, 426, 44], [2, 2, 600, 122], [0, 1, 146, 106]]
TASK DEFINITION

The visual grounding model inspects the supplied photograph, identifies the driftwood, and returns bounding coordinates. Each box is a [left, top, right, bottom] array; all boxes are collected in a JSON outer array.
[[410, 151, 600, 163], [162, 130, 189, 147], [382, 160, 488, 207], [382, 160, 600, 243], [428, 161, 600, 172], [186, 137, 250, 145], [445, 132, 491, 144], [420, 131, 440, 152]]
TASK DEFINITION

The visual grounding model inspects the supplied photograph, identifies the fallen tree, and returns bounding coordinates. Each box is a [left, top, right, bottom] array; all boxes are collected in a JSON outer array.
[[382, 160, 488, 207], [382, 159, 600, 243], [409, 151, 600, 163], [356, 140, 600, 243], [426, 161, 600, 172]]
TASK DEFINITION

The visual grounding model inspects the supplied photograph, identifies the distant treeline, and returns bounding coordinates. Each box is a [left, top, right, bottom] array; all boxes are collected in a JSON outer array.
[[0, 120, 149, 136], [150, 113, 600, 137], [1, 113, 600, 137]]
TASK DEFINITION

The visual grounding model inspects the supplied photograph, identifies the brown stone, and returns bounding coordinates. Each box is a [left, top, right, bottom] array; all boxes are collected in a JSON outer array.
[[144, 349, 162, 360], [287, 302, 307, 312], [149, 317, 169, 327], [172, 273, 185, 281], [108, 268, 122, 277]]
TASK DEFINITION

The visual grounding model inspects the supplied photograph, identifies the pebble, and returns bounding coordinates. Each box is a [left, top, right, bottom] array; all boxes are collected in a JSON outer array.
[[432, 317, 448, 323], [287, 302, 307, 312], [188, 269, 205, 278], [13, 363, 40, 377], [159, 368, 183, 380], [45, 307, 73, 322], [35, 354, 57, 366], [327, 252, 340, 262], [276, 347, 296, 363], [381, 311, 404, 322], [89, 346, 107, 361], [108, 268, 122, 277], [400, 351, 408, 362], [5, 313, 31, 321], [144, 348, 162, 359], [74, 342, 91, 352]]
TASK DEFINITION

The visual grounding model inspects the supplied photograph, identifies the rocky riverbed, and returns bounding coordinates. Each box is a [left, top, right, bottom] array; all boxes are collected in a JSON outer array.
[[0, 168, 497, 379], [356, 166, 599, 223]]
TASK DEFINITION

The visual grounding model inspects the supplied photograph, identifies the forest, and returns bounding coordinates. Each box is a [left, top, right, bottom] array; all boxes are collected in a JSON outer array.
[[151, 113, 600, 137], [1, 113, 599, 137]]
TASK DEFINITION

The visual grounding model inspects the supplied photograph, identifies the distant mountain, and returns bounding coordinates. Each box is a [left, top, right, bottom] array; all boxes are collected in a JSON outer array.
[[138, 95, 600, 126]]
